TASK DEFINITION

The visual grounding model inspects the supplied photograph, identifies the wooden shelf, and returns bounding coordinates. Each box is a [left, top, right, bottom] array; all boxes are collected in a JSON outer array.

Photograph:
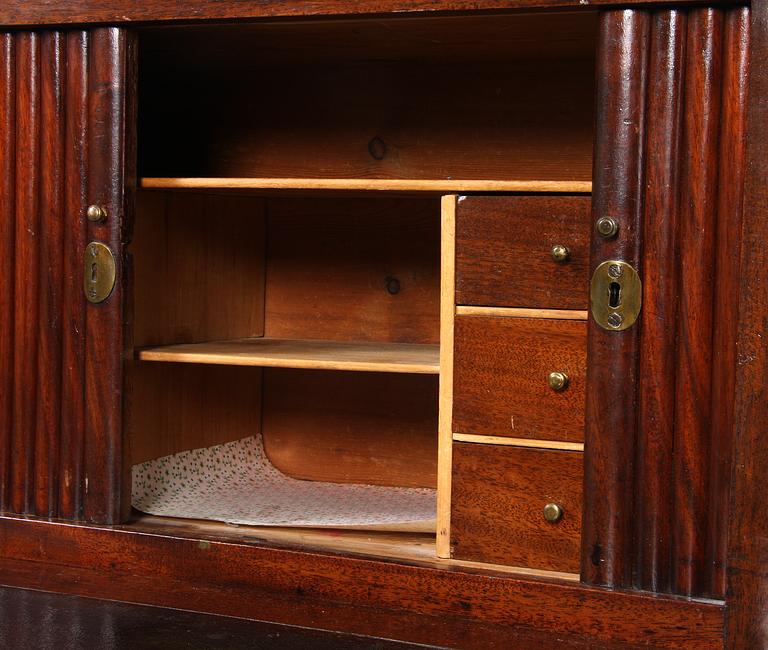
[[140, 177, 592, 194], [138, 338, 440, 374]]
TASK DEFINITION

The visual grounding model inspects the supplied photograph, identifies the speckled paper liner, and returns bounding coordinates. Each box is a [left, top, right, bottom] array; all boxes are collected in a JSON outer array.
[[132, 435, 436, 530]]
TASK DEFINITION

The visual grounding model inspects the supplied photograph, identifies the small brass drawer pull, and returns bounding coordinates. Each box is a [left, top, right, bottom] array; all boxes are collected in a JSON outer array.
[[543, 503, 564, 523], [550, 244, 570, 263], [547, 371, 569, 392]]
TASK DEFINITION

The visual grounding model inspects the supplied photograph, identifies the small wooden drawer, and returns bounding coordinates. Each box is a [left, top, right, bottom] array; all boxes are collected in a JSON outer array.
[[453, 315, 586, 442], [455, 195, 591, 309], [450, 442, 583, 573]]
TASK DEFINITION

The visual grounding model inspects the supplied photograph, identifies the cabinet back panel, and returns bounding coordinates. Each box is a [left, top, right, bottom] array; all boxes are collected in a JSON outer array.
[[138, 60, 594, 181], [264, 198, 440, 344], [262, 369, 438, 488], [139, 13, 598, 67]]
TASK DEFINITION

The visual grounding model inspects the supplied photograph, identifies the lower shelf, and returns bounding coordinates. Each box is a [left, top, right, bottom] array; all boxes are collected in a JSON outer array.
[[137, 338, 440, 374]]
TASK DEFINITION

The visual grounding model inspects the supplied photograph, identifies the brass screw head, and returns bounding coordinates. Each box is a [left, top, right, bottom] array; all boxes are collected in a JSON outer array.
[[543, 503, 564, 524], [547, 371, 570, 392], [596, 216, 619, 238], [607, 312, 624, 328], [608, 264, 623, 278], [87, 204, 107, 223], [550, 244, 570, 263]]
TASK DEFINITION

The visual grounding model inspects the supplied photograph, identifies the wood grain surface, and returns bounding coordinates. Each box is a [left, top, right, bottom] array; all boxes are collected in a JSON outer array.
[[0, 0, 740, 27], [0, 27, 134, 524], [455, 195, 592, 309], [261, 369, 438, 488], [635, 9, 686, 596], [585, 6, 749, 600], [128, 363, 262, 465], [450, 442, 583, 573], [139, 57, 594, 182], [436, 195, 456, 557], [0, 33, 13, 515], [263, 198, 440, 345], [453, 315, 586, 442], [0, 516, 726, 649], [139, 338, 440, 374], [707, 5, 749, 600], [141, 178, 593, 194], [131, 191, 266, 348], [58, 30, 89, 521], [581, 9, 648, 589], [672, 7, 723, 598], [725, 0, 768, 646], [83, 27, 135, 524]]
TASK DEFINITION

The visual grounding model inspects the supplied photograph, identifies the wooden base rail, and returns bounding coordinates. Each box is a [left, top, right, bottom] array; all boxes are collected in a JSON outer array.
[[0, 516, 724, 649]]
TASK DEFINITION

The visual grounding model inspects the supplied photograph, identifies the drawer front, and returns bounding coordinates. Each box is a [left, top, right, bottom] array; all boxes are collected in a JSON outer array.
[[450, 442, 583, 572], [453, 315, 586, 442], [455, 195, 591, 309]]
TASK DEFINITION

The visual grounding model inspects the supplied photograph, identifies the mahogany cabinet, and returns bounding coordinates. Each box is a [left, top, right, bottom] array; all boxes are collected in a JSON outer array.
[[0, 1, 766, 648]]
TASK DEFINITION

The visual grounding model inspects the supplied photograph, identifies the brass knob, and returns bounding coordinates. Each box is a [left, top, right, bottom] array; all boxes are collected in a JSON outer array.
[[543, 503, 564, 523], [550, 244, 570, 263], [596, 216, 619, 238], [87, 204, 107, 223], [547, 371, 569, 392]]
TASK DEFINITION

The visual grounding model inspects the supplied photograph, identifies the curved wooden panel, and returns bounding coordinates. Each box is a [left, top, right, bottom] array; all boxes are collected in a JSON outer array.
[[581, 9, 649, 588], [635, 9, 686, 595], [672, 8, 724, 598], [0, 27, 134, 524], [584, 6, 748, 598]]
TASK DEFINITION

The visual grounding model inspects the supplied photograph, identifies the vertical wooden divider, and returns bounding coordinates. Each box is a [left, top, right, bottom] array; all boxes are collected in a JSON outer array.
[[436, 194, 456, 558]]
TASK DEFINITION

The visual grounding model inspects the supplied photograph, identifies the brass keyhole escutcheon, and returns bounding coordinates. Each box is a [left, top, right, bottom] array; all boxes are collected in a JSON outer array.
[[590, 260, 642, 331], [547, 371, 569, 392], [84, 242, 116, 304], [543, 503, 564, 524]]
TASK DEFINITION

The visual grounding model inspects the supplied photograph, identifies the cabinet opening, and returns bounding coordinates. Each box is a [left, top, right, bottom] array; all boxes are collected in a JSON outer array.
[[127, 191, 440, 539], [136, 11, 597, 184]]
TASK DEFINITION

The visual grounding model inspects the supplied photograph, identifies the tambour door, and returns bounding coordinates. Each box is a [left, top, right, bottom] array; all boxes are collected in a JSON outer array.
[[0, 28, 135, 524]]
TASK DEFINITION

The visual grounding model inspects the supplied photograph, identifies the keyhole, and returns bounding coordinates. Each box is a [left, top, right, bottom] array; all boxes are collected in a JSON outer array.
[[608, 281, 621, 308], [91, 262, 98, 283]]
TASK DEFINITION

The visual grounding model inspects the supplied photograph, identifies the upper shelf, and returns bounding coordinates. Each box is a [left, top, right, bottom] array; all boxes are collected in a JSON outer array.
[[140, 178, 593, 194], [138, 338, 440, 374]]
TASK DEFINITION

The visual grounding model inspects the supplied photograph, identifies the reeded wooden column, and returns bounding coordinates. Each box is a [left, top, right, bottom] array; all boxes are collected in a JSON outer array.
[[583, 6, 749, 598], [0, 27, 135, 524]]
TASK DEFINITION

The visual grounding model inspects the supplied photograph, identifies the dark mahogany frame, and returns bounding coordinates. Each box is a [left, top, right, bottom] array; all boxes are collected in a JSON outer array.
[[0, 0, 766, 647]]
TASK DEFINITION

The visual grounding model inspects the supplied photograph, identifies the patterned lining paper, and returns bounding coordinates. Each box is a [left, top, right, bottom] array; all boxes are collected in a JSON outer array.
[[132, 435, 436, 531]]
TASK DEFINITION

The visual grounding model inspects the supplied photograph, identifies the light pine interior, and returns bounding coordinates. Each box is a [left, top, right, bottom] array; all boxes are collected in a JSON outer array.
[[127, 11, 598, 551], [128, 191, 440, 489]]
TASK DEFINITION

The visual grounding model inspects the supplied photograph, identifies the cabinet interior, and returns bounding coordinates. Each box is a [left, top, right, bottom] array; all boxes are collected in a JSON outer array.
[[127, 10, 597, 561]]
